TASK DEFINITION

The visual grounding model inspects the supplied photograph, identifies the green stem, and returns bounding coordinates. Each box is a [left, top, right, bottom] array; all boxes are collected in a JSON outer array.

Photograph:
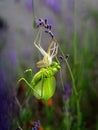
[[58, 45, 78, 96], [65, 101, 71, 130], [64, 59, 78, 96], [65, 58, 81, 130], [77, 100, 81, 128], [73, 1, 81, 129], [73, 0, 77, 65], [59, 45, 81, 130]]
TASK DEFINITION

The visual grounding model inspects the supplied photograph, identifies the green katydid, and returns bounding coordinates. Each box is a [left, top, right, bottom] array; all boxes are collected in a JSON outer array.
[[18, 22, 60, 101], [18, 61, 60, 101]]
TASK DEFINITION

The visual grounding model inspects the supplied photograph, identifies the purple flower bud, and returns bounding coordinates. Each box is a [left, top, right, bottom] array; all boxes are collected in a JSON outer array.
[[45, 30, 48, 33], [64, 83, 72, 95], [32, 127, 37, 130], [44, 18, 48, 24], [37, 120, 40, 127], [38, 18, 42, 21], [39, 22, 43, 26], [39, 18, 45, 25], [36, 17, 54, 38], [35, 19, 40, 28], [48, 24, 52, 30], [46, 24, 52, 30], [63, 83, 72, 102], [65, 54, 70, 59], [35, 18, 45, 28], [49, 31, 54, 38], [32, 120, 41, 130], [59, 56, 64, 60]]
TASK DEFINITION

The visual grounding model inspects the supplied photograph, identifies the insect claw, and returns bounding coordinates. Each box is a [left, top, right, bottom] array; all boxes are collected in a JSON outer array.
[[18, 78, 25, 84], [24, 69, 32, 73]]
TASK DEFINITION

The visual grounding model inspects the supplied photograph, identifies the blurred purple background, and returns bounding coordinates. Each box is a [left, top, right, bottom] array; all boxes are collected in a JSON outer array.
[[0, 0, 98, 129]]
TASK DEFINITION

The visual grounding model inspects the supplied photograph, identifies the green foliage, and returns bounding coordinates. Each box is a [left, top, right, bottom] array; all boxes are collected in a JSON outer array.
[[20, 107, 33, 124]]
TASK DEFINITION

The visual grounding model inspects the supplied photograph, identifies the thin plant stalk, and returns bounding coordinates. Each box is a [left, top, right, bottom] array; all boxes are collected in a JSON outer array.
[[73, 0, 77, 65], [58, 44, 81, 130]]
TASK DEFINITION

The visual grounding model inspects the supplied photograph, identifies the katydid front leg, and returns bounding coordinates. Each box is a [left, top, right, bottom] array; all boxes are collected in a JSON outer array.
[[18, 78, 41, 98], [24, 69, 33, 82]]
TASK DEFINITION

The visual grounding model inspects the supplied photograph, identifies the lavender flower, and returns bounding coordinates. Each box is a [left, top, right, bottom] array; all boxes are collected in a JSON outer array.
[[35, 18, 51, 29], [44, 0, 61, 13], [63, 83, 72, 102], [59, 54, 70, 61], [35, 18, 54, 38], [25, 0, 33, 11], [32, 120, 40, 130], [35, 18, 45, 28]]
